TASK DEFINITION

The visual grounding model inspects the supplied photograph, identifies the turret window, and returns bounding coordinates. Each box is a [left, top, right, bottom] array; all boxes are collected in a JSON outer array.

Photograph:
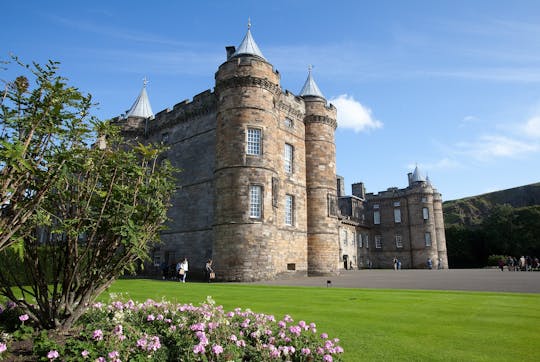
[[249, 185, 262, 219], [422, 207, 429, 220], [285, 194, 294, 225], [247, 128, 262, 155], [284, 143, 294, 174], [424, 232, 432, 247]]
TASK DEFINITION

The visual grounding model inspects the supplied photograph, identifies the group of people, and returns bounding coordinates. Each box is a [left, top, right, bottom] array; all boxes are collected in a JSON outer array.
[[160, 258, 215, 282], [498, 255, 539, 271]]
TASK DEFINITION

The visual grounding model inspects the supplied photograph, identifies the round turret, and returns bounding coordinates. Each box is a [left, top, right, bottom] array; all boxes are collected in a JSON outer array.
[[301, 69, 340, 276], [213, 26, 282, 281]]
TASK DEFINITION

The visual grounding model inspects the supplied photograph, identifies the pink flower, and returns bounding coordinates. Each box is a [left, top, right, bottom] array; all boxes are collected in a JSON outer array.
[[92, 329, 103, 341], [323, 354, 333, 362], [301, 347, 311, 355], [96, 357, 106, 362], [19, 314, 29, 322], [146, 314, 155, 321], [236, 340, 246, 347], [229, 334, 238, 342], [320, 333, 328, 339], [193, 343, 206, 354], [47, 350, 59, 360], [81, 350, 89, 358], [108, 351, 119, 359], [0, 343, 7, 353], [212, 345, 224, 355], [335, 346, 344, 353]]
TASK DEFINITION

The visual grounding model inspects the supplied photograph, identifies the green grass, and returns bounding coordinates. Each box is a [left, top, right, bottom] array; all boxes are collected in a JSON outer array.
[[101, 279, 539, 361]]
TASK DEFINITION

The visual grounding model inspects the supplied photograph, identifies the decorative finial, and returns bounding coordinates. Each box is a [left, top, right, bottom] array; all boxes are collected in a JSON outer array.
[[248, 17, 251, 30], [308, 64, 313, 73], [143, 76, 149, 88]]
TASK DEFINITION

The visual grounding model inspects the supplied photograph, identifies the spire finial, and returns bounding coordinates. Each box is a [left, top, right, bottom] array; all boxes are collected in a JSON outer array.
[[143, 76, 148, 88], [248, 17, 251, 30], [308, 64, 313, 73]]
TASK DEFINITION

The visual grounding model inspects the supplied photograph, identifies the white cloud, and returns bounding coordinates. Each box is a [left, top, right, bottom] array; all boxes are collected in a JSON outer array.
[[521, 116, 540, 138], [456, 134, 539, 161], [330, 94, 383, 133]]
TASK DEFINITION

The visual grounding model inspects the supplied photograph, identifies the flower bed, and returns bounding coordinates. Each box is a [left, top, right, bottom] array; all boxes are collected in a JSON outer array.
[[1, 297, 344, 361]]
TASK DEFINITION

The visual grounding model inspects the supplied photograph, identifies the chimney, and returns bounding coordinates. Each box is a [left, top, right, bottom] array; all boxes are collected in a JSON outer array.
[[407, 172, 413, 186], [336, 175, 345, 197], [352, 182, 365, 199], [226, 46, 236, 60]]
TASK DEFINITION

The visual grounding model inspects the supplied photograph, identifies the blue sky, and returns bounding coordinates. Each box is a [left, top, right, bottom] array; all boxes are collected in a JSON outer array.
[[3, 0, 540, 201]]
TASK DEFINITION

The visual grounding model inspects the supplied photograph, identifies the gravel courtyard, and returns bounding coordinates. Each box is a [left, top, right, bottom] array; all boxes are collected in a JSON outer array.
[[250, 269, 540, 293]]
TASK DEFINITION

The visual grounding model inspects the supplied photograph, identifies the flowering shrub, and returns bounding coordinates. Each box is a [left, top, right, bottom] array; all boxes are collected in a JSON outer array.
[[1, 297, 344, 361]]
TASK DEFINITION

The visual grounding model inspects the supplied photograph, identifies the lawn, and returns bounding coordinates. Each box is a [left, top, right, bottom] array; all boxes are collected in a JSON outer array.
[[101, 279, 540, 362]]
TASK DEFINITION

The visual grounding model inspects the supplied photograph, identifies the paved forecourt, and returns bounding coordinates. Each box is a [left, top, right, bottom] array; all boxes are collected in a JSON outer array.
[[248, 269, 540, 293]]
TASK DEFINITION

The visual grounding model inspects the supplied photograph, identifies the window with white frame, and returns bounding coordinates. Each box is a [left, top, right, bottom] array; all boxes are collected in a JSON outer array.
[[424, 232, 432, 247], [284, 143, 293, 174], [341, 229, 348, 246], [153, 254, 161, 267], [395, 234, 403, 248], [374, 210, 381, 225], [375, 235, 382, 248], [422, 207, 429, 220], [246, 128, 262, 155], [285, 194, 294, 226], [394, 208, 401, 223], [249, 185, 262, 218]]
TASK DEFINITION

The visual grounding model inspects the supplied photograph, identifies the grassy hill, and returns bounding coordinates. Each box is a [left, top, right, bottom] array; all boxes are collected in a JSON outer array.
[[443, 182, 540, 226]]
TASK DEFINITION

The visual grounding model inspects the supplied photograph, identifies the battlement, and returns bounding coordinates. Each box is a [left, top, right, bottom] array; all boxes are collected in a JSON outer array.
[[147, 89, 217, 134]]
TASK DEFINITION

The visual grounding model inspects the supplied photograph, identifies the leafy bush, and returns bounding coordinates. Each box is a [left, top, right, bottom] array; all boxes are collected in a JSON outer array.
[[487, 255, 506, 267], [1, 297, 344, 361]]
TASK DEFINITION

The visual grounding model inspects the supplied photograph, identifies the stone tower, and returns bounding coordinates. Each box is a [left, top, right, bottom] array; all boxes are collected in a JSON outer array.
[[213, 24, 301, 281], [300, 68, 340, 275]]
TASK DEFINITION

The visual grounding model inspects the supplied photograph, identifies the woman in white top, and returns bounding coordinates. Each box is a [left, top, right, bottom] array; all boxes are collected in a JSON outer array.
[[180, 258, 188, 283]]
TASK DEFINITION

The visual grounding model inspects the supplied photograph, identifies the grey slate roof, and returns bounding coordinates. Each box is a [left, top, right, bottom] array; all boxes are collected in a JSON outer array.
[[233, 21, 266, 60], [126, 81, 154, 119], [299, 67, 325, 98], [412, 165, 426, 183]]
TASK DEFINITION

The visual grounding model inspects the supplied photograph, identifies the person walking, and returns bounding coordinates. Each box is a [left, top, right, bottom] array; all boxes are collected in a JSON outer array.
[[205, 259, 214, 283], [179, 258, 188, 283]]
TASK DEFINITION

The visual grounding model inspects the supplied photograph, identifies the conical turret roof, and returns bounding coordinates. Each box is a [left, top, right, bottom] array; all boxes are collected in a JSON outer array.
[[233, 20, 266, 60], [299, 66, 325, 98], [411, 164, 426, 183], [126, 78, 154, 119]]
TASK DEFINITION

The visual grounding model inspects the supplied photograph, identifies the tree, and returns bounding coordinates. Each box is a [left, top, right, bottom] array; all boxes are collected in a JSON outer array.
[[1, 57, 93, 251], [0, 59, 177, 331]]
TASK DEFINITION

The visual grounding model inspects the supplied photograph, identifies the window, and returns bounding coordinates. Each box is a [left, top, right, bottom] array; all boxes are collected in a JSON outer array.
[[246, 128, 261, 155], [357, 233, 363, 248], [161, 132, 169, 143], [153, 254, 161, 267], [394, 208, 401, 223], [373, 204, 380, 209], [341, 229, 348, 246], [393, 201, 400, 207], [395, 234, 403, 248], [425, 232, 432, 247], [284, 143, 294, 173], [249, 185, 262, 218], [421, 196, 427, 203], [352, 231, 356, 245], [285, 194, 294, 225], [365, 234, 369, 248], [422, 207, 429, 220], [284, 118, 293, 128], [374, 210, 381, 225], [375, 235, 382, 249]]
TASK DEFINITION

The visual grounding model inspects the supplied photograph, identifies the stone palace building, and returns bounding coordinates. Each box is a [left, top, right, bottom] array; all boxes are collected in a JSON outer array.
[[115, 24, 448, 281]]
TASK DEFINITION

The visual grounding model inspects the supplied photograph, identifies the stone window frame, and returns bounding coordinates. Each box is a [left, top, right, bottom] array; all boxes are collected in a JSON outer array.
[[422, 207, 429, 221], [375, 235, 382, 249], [284, 143, 294, 174], [249, 184, 263, 219], [341, 228, 348, 246], [246, 127, 262, 156], [284, 118, 294, 128], [394, 208, 401, 223], [424, 232, 432, 247], [395, 234, 403, 248], [285, 194, 294, 226], [373, 210, 381, 225]]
